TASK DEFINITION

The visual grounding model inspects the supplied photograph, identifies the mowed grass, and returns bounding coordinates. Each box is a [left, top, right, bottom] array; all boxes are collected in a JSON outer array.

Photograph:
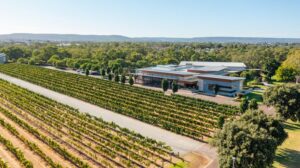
[[246, 90, 263, 103], [273, 121, 300, 168]]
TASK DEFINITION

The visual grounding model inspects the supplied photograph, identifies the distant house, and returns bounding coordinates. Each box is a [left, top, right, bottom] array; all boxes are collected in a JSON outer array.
[[0, 53, 7, 64], [134, 61, 246, 97]]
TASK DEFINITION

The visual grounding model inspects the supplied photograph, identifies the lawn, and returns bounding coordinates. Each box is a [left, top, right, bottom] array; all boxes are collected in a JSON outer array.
[[273, 121, 300, 168], [245, 90, 263, 103]]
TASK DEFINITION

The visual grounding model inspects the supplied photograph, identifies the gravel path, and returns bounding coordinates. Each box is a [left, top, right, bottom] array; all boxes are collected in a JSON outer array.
[[0, 72, 218, 168]]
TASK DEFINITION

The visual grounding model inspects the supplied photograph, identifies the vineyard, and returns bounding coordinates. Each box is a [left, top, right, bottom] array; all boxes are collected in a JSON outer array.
[[0, 78, 185, 168], [0, 64, 239, 141]]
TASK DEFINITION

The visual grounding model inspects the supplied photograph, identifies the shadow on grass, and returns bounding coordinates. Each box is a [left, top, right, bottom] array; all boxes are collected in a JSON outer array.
[[284, 122, 300, 131], [275, 148, 300, 168]]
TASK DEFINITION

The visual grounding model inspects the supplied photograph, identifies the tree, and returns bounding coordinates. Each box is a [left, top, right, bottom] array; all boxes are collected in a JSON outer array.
[[172, 82, 178, 93], [114, 74, 120, 82], [128, 75, 134, 86], [17, 58, 29, 64], [55, 60, 66, 68], [106, 67, 111, 75], [275, 67, 297, 82], [47, 55, 60, 66], [217, 115, 225, 128], [239, 98, 249, 113], [248, 99, 258, 110], [28, 59, 36, 65], [101, 69, 106, 76], [121, 75, 126, 84], [262, 59, 280, 82], [264, 84, 300, 121], [108, 73, 112, 81], [275, 50, 300, 82], [211, 110, 287, 168], [161, 79, 169, 92], [85, 69, 89, 76]]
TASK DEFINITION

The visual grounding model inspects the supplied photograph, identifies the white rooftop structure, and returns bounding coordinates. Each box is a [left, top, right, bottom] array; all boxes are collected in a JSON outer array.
[[179, 61, 246, 67]]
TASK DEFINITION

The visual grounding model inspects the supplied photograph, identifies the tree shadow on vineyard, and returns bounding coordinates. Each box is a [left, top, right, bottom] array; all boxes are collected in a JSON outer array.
[[275, 148, 300, 168]]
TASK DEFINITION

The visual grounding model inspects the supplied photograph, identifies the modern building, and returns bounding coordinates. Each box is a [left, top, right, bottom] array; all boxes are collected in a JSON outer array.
[[0, 53, 7, 64], [135, 61, 246, 96], [197, 74, 244, 97]]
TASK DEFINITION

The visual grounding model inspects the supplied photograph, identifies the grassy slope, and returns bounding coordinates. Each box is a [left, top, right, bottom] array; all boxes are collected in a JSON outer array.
[[273, 121, 300, 168]]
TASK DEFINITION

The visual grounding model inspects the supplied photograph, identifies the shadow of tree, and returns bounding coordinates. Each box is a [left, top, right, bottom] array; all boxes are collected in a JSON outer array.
[[283, 121, 300, 131], [275, 148, 300, 168]]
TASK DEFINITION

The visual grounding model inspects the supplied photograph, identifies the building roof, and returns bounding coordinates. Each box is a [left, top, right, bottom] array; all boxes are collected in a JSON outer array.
[[179, 61, 246, 68], [0, 53, 6, 57], [197, 74, 245, 81], [188, 66, 227, 72], [138, 67, 198, 76]]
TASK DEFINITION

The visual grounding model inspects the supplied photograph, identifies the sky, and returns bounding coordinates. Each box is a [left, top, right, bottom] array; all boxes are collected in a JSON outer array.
[[0, 0, 299, 38]]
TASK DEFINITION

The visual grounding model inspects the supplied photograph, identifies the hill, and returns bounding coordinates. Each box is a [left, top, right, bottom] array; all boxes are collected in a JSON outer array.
[[1, 33, 300, 43]]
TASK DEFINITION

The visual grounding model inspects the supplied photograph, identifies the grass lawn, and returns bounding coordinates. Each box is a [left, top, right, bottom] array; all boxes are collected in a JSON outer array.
[[245, 90, 263, 103], [273, 121, 300, 168]]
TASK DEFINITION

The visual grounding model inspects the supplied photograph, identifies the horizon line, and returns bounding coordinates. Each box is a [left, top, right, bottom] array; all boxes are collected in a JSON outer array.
[[1, 33, 300, 39]]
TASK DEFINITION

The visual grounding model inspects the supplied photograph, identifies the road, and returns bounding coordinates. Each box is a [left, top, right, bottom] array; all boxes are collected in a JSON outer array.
[[0, 72, 218, 168]]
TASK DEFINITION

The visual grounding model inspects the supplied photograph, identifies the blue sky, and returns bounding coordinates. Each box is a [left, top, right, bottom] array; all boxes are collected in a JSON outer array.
[[0, 0, 299, 38]]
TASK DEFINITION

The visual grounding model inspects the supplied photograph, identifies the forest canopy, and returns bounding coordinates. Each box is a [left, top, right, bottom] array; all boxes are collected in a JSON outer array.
[[0, 42, 299, 80]]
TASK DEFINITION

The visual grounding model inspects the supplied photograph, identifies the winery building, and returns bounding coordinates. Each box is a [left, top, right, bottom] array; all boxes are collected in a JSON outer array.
[[134, 61, 246, 97]]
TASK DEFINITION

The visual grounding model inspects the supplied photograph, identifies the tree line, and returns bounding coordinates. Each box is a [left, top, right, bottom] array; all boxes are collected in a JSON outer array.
[[0, 42, 299, 82]]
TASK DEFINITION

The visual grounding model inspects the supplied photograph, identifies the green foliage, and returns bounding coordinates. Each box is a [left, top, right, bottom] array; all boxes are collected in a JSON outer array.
[[106, 67, 111, 74], [114, 74, 120, 82], [217, 115, 225, 128], [0, 158, 8, 168], [85, 69, 89, 76], [211, 110, 287, 168], [121, 75, 126, 84], [172, 81, 179, 93], [128, 75, 134, 86], [275, 50, 300, 82], [161, 79, 169, 92], [55, 59, 66, 68], [275, 67, 297, 82], [264, 84, 300, 121], [240, 70, 261, 86], [28, 58, 36, 65], [239, 98, 249, 113], [17, 57, 29, 64], [0, 78, 185, 167], [262, 58, 280, 82], [248, 99, 258, 110], [0, 134, 33, 168], [0, 64, 239, 141], [47, 55, 60, 66], [101, 69, 106, 76], [108, 73, 112, 81], [0, 42, 294, 72]]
